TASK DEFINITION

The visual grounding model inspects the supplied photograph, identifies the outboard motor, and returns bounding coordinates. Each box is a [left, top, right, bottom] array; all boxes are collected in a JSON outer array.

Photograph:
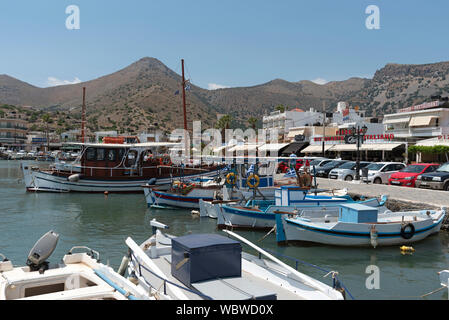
[[26, 231, 59, 273]]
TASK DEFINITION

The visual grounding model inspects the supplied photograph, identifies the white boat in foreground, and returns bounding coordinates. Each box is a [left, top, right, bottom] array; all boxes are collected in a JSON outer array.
[[0, 231, 150, 300], [123, 219, 344, 300], [276, 203, 446, 247]]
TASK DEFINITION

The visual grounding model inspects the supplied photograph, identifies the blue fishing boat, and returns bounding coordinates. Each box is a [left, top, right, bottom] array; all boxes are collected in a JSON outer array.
[[216, 186, 388, 229]]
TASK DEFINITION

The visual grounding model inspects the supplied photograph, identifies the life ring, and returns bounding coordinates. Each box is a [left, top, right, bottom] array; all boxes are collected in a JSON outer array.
[[247, 174, 260, 189], [226, 172, 236, 185], [400, 223, 415, 240]]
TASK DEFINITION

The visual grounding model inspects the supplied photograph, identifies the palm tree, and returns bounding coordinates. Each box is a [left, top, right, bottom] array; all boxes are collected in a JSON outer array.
[[215, 114, 232, 143], [248, 117, 258, 130]]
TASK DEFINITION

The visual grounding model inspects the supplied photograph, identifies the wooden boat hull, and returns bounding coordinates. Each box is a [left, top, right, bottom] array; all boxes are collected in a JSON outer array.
[[22, 164, 222, 193]]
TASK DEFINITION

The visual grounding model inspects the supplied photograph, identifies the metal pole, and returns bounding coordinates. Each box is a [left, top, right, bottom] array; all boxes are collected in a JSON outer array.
[[181, 59, 188, 161], [355, 126, 360, 181], [322, 101, 326, 157]]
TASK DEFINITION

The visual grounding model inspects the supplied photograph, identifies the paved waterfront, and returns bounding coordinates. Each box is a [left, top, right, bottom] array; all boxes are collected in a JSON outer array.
[[315, 178, 449, 209]]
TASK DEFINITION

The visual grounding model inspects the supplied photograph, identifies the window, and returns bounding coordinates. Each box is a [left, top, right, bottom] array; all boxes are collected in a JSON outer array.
[[424, 166, 437, 173], [96, 148, 105, 161], [395, 164, 405, 171], [382, 164, 395, 172], [86, 148, 96, 161], [107, 149, 116, 162]]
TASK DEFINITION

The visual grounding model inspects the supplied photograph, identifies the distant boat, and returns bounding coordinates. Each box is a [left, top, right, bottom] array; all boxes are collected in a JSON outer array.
[[275, 203, 446, 247], [123, 219, 344, 300]]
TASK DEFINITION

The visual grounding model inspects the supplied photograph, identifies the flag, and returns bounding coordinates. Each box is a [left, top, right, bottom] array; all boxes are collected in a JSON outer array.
[[220, 164, 231, 173], [246, 164, 255, 177], [284, 168, 297, 178], [185, 85, 191, 91]]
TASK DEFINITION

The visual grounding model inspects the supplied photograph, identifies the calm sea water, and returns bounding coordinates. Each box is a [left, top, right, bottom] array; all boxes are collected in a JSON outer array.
[[1, 160, 449, 300]]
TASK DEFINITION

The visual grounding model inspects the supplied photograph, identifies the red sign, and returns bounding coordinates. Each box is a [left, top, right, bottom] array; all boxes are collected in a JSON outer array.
[[399, 101, 441, 113]]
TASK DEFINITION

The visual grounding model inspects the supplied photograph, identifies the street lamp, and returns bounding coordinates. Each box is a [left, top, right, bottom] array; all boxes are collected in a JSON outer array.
[[351, 124, 368, 181]]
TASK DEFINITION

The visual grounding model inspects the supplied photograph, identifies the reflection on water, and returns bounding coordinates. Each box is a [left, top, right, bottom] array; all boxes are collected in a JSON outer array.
[[1, 160, 449, 300]]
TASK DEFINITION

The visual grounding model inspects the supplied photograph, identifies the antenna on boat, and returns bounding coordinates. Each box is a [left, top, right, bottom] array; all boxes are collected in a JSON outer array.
[[82, 87, 86, 143]]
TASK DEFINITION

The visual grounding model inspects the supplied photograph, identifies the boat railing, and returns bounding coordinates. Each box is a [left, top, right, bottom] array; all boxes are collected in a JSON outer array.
[[261, 248, 355, 300], [129, 252, 213, 300], [52, 164, 218, 177]]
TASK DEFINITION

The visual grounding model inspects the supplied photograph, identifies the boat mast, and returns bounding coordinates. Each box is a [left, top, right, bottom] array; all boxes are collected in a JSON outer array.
[[181, 59, 188, 160], [82, 87, 86, 143]]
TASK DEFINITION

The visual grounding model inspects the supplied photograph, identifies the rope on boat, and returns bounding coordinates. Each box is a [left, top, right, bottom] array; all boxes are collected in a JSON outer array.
[[130, 252, 213, 300], [262, 248, 355, 300]]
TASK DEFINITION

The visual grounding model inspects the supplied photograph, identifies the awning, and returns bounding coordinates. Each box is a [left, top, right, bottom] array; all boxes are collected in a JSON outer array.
[[258, 143, 289, 152], [228, 144, 262, 152], [328, 144, 358, 152], [280, 142, 308, 155], [287, 129, 305, 138], [360, 143, 403, 151], [384, 117, 410, 124], [409, 116, 438, 127], [415, 138, 449, 147], [301, 145, 333, 153]]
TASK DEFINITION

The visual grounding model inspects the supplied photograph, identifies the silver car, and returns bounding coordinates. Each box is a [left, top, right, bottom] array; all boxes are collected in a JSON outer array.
[[329, 161, 371, 181]]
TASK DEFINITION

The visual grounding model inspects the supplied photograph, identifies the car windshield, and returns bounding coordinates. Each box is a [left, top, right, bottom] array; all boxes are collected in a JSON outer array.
[[366, 163, 384, 171], [323, 161, 344, 168], [400, 165, 425, 173], [309, 159, 323, 166], [437, 163, 449, 173], [338, 162, 356, 170]]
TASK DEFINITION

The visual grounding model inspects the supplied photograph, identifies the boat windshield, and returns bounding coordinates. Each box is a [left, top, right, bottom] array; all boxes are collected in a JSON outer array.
[[437, 163, 449, 173], [366, 163, 385, 171], [400, 165, 425, 173]]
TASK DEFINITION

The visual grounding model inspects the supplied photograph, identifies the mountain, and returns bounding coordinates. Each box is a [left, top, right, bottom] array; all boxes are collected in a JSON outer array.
[[1, 58, 449, 134]]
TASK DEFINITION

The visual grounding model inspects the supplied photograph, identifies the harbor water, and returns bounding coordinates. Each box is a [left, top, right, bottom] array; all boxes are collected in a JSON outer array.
[[1, 160, 449, 300]]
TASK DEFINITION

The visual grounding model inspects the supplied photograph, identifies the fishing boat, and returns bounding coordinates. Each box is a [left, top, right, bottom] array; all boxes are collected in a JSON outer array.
[[0, 231, 150, 300], [216, 186, 388, 229], [21, 141, 223, 193], [275, 203, 446, 247], [123, 219, 344, 300]]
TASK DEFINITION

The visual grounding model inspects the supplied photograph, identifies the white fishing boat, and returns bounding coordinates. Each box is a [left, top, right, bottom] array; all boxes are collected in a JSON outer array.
[[0, 231, 150, 300], [216, 186, 388, 230], [123, 219, 344, 300], [275, 203, 446, 247]]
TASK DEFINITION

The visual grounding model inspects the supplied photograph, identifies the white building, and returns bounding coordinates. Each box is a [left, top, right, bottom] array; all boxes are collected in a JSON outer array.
[[263, 108, 323, 139], [383, 100, 449, 143]]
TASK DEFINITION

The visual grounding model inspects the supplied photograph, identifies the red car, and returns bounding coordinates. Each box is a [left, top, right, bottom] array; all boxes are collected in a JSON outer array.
[[388, 163, 440, 187]]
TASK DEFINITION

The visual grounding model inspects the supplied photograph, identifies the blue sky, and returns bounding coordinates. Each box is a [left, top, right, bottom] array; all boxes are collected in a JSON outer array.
[[0, 0, 448, 89]]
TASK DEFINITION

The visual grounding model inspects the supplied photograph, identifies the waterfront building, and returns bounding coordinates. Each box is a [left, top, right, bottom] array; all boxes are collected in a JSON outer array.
[[0, 118, 28, 150]]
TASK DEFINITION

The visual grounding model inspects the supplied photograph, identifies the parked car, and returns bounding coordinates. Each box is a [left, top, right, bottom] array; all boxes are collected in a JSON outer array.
[[299, 158, 333, 174], [415, 162, 449, 191], [388, 163, 440, 188], [315, 160, 349, 178], [361, 162, 406, 184], [329, 161, 371, 181]]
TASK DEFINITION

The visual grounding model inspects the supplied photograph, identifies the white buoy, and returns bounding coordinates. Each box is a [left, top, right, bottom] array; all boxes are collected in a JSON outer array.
[[68, 174, 80, 182]]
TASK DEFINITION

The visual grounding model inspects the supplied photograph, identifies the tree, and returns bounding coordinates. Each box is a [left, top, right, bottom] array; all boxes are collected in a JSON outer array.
[[248, 117, 258, 130], [215, 114, 232, 144], [275, 104, 285, 113]]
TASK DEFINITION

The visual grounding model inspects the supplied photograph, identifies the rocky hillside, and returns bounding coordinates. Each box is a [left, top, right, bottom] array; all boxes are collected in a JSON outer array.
[[0, 58, 448, 134]]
